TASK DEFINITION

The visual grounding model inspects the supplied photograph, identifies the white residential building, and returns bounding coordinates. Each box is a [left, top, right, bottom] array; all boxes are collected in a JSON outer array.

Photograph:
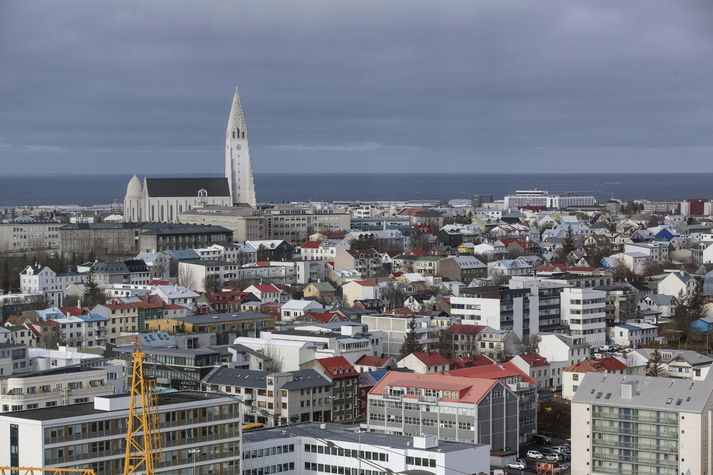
[[571, 373, 713, 475], [657, 271, 698, 298], [361, 314, 438, 356], [0, 366, 119, 413], [607, 322, 658, 348], [560, 287, 606, 347], [280, 299, 324, 321], [19, 265, 87, 306]]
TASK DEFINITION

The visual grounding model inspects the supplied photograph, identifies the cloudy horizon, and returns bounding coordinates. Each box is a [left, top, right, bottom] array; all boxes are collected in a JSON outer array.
[[1, 1, 712, 174]]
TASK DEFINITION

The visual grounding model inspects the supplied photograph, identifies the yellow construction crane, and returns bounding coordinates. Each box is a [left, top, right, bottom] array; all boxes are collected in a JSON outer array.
[[0, 470, 95, 475], [124, 349, 159, 475]]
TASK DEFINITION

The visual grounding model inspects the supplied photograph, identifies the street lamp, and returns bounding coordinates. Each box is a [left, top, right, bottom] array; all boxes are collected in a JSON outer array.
[[188, 448, 200, 475]]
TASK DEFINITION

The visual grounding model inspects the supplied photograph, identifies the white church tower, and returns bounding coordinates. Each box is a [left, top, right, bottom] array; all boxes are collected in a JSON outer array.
[[225, 88, 257, 207]]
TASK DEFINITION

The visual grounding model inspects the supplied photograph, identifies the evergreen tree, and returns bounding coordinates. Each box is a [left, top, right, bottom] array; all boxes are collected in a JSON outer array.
[[560, 225, 576, 262], [646, 349, 664, 377], [83, 269, 102, 307], [399, 316, 421, 358], [687, 283, 707, 320]]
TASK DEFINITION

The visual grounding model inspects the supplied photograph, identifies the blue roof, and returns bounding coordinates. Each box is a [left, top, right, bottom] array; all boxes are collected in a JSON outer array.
[[77, 314, 108, 322], [163, 249, 201, 260]]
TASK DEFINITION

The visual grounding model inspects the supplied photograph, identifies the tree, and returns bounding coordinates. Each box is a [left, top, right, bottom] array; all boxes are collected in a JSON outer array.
[[399, 316, 421, 358], [83, 269, 104, 307], [522, 333, 541, 354], [177, 266, 195, 290], [262, 344, 283, 373], [203, 275, 222, 293], [559, 226, 576, 263], [646, 349, 665, 377], [686, 283, 707, 321]]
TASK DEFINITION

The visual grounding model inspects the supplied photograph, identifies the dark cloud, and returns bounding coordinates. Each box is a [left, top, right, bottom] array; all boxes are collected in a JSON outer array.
[[1, 0, 712, 173]]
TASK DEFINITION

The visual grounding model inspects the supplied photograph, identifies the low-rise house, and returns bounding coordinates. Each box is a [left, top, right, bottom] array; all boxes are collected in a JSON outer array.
[[341, 279, 382, 306], [438, 255, 488, 283], [244, 283, 289, 304], [19, 265, 86, 306], [361, 314, 439, 356], [302, 281, 337, 302], [607, 322, 658, 348], [334, 248, 383, 277], [509, 353, 552, 390], [396, 351, 451, 374], [562, 356, 629, 400], [487, 258, 533, 278], [354, 355, 395, 373], [657, 270, 698, 298], [281, 299, 324, 321]]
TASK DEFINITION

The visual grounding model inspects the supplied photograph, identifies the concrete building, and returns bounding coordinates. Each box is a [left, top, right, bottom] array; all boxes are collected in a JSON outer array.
[[438, 255, 488, 283], [560, 287, 607, 347], [224, 88, 256, 206], [571, 373, 713, 475], [365, 371, 520, 451], [0, 391, 242, 473], [242, 423, 490, 475], [450, 286, 534, 340], [503, 190, 596, 209], [0, 221, 61, 255], [607, 322, 658, 348], [123, 176, 232, 223], [202, 366, 331, 426], [0, 366, 119, 413], [310, 356, 360, 423], [361, 314, 438, 356], [561, 357, 629, 400]]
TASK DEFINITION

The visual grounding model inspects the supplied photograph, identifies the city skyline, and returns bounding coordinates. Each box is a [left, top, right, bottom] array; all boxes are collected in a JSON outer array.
[[1, 1, 712, 175]]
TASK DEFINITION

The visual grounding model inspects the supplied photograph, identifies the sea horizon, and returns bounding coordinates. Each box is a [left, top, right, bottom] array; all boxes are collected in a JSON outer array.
[[1, 172, 712, 207]]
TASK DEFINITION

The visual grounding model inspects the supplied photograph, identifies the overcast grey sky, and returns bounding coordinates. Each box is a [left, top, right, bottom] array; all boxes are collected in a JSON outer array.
[[1, 1, 712, 174]]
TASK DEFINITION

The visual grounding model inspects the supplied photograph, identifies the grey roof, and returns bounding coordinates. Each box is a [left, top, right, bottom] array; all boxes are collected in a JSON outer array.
[[176, 312, 272, 325], [243, 422, 484, 454], [572, 373, 713, 413], [645, 294, 674, 306], [4, 391, 230, 421], [280, 369, 331, 390], [144, 177, 230, 198], [203, 367, 330, 390], [140, 223, 231, 235]]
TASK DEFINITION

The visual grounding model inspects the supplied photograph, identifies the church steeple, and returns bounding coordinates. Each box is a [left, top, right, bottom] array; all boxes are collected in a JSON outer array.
[[224, 87, 256, 207]]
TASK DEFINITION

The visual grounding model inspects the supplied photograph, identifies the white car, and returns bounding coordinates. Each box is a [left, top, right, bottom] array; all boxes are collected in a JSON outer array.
[[527, 450, 544, 460], [506, 459, 527, 470]]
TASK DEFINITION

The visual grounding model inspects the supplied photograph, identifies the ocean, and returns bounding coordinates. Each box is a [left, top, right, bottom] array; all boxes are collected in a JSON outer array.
[[0, 173, 711, 207]]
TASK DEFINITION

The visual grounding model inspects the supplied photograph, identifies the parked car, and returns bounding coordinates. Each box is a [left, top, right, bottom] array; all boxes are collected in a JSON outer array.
[[532, 434, 552, 445], [527, 450, 544, 460], [506, 459, 527, 470], [545, 453, 563, 463]]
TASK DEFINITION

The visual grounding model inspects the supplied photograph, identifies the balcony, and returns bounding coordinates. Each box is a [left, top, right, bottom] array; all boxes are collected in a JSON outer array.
[[593, 412, 678, 426]]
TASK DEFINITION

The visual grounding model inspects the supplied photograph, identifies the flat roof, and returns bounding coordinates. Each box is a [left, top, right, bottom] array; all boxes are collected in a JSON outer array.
[[4, 391, 231, 422], [244, 422, 483, 453]]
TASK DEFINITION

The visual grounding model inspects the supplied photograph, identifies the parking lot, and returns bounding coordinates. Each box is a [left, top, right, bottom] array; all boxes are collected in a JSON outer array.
[[499, 436, 571, 474]]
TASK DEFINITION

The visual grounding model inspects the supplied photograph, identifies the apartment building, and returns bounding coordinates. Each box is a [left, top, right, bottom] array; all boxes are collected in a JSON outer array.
[[0, 391, 242, 473], [571, 373, 713, 475], [242, 423, 490, 475], [450, 286, 533, 340], [19, 265, 86, 306], [560, 287, 607, 347], [365, 371, 519, 451], [361, 314, 438, 357], [202, 366, 332, 426], [509, 276, 568, 333], [310, 356, 360, 423], [0, 366, 119, 413]]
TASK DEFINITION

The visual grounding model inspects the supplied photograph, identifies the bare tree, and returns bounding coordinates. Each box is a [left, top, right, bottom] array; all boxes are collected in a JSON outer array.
[[262, 344, 284, 373], [177, 266, 195, 290], [522, 333, 541, 354], [646, 349, 665, 377]]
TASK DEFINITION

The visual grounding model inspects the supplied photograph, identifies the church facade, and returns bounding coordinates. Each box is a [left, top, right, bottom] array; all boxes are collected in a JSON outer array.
[[123, 88, 257, 222], [123, 177, 231, 223]]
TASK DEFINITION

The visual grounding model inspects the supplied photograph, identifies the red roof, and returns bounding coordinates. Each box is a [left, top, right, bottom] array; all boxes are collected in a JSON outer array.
[[59, 306, 85, 316], [317, 356, 358, 379], [445, 324, 486, 335], [301, 241, 322, 249], [250, 283, 282, 293], [149, 279, 171, 286], [410, 351, 451, 367], [515, 353, 549, 367], [565, 357, 628, 373], [448, 362, 536, 385], [308, 312, 349, 323], [450, 354, 496, 369], [369, 371, 497, 404], [355, 355, 390, 368], [354, 279, 378, 287]]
